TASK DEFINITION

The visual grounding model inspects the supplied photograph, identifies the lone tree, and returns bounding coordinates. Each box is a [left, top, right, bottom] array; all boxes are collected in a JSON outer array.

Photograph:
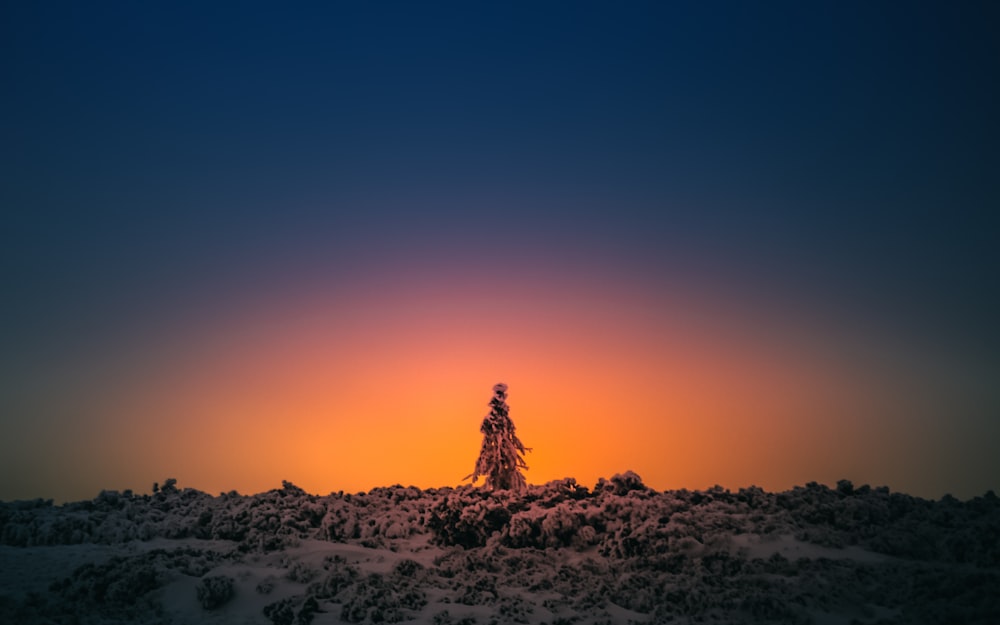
[[466, 383, 531, 491]]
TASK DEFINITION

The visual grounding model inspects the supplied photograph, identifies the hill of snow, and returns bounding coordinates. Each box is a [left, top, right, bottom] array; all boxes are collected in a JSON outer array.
[[1, 473, 997, 624]]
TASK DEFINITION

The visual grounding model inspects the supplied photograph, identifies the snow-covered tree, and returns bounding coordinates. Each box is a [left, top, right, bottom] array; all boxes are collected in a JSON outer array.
[[466, 383, 531, 492]]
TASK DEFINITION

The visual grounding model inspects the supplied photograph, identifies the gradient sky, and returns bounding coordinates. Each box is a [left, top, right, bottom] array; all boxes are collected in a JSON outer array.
[[2, 2, 998, 502]]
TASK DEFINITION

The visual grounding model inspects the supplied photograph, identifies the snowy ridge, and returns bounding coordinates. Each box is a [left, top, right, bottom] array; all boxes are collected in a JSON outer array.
[[1, 473, 998, 624]]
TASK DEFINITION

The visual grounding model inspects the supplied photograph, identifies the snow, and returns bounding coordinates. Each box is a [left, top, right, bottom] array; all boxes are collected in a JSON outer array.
[[728, 533, 892, 563], [1, 476, 997, 623]]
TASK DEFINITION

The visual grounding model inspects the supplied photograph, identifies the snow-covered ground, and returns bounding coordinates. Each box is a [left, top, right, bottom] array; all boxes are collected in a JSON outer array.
[[1, 473, 997, 624]]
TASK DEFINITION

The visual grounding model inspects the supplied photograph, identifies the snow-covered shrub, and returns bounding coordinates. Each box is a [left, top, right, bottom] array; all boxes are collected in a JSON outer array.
[[503, 512, 540, 548], [196, 575, 235, 609], [392, 558, 424, 579], [456, 574, 498, 606], [286, 560, 319, 583], [320, 501, 362, 541], [496, 595, 533, 623], [340, 572, 426, 623], [526, 478, 591, 507], [308, 558, 359, 599], [502, 500, 596, 549], [539, 503, 585, 548], [428, 489, 514, 548], [263, 597, 296, 625], [612, 470, 647, 494], [44, 553, 167, 622]]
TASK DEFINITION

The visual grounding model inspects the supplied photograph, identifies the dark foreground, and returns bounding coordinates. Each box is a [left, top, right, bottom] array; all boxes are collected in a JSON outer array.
[[1, 473, 998, 624]]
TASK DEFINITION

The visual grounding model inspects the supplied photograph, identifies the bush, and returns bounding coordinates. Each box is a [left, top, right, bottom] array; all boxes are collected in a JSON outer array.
[[196, 575, 234, 609], [428, 490, 513, 548]]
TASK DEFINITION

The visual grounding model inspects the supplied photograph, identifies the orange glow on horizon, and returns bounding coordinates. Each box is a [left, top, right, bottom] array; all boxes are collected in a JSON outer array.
[[21, 263, 975, 502]]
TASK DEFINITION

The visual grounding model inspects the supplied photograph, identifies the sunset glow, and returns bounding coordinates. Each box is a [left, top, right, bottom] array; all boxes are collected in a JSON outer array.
[[2, 3, 997, 503], [5, 254, 987, 502]]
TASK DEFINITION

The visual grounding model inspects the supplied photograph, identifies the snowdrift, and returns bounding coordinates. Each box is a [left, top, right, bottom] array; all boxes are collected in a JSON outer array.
[[1, 473, 997, 624]]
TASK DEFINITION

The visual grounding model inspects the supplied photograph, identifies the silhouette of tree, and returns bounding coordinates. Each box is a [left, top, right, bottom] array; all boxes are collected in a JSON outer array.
[[466, 383, 531, 491]]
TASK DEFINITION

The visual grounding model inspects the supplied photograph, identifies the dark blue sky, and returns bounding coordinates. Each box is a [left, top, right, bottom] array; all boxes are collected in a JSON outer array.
[[2, 2, 998, 499]]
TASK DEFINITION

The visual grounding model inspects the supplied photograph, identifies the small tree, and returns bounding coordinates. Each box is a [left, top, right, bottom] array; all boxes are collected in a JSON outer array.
[[466, 383, 531, 491]]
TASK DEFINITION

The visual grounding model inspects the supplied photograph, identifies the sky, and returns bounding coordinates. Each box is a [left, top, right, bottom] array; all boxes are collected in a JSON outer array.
[[1, 1, 998, 502]]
